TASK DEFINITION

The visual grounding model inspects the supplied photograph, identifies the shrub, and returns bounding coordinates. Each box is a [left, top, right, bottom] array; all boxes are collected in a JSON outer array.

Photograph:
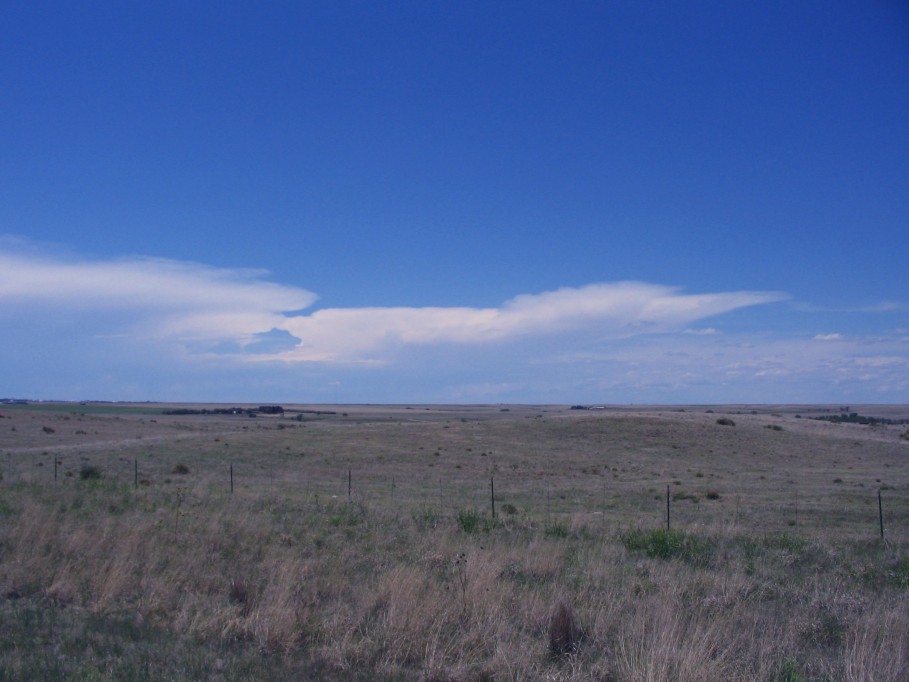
[[79, 465, 103, 480], [172, 463, 190, 475], [549, 601, 578, 656], [501, 503, 518, 515], [716, 418, 735, 426], [42, 426, 55, 434], [765, 424, 783, 431]]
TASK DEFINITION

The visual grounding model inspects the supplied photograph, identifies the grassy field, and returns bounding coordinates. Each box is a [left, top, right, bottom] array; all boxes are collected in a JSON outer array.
[[0, 403, 907, 680]]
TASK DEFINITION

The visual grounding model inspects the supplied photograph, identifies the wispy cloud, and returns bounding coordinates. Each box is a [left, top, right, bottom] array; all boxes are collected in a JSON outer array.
[[793, 301, 908, 314], [536, 330, 909, 401]]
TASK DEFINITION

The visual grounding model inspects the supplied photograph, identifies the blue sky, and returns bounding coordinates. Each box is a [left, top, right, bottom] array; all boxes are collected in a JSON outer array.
[[1, 1, 907, 403]]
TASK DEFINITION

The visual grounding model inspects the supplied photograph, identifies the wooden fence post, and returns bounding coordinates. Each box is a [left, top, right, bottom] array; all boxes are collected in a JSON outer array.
[[666, 485, 671, 530], [879, 488, 884, 539]]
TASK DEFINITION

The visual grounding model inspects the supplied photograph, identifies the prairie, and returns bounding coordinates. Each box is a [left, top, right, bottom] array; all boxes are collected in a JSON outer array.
[[0, 402, 907, 680]]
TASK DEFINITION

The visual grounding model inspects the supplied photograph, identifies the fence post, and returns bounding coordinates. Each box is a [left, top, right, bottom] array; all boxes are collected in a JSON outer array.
[[230, 463, 233, 493], [666, 485, 671, 530], [794, 488, 798, 528], [879, 488, 884, 539]]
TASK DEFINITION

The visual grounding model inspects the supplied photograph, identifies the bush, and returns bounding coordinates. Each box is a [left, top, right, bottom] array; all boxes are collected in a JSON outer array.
[[549, 601, 578, 656], [171, 463, 190, 475], [79, 465, 103, 480], [716, 418, 736, 426]]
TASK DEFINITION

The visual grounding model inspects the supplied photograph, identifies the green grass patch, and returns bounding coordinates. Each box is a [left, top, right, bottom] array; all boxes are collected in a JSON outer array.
[[545, 521, 571, 538], [622, 528, 715, 566], [456, 508, 493, 533]]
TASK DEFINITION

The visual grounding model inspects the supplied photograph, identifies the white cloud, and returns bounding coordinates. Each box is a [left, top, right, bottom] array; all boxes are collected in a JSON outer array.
[[275, 283, 785, 362], [0, 249, 788, 365], [3, 245, 906, 403], [0, 251, 316, 345]]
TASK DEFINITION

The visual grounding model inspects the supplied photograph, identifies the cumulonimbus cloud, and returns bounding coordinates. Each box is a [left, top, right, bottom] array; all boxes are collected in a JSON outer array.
[[0, 251, 317, 348], [278, 283, 787, 362], [0, 249, 788, 363]]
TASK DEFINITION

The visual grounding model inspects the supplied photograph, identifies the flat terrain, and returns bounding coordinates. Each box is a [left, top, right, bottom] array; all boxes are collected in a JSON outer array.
[[0, 403, 907, 680]]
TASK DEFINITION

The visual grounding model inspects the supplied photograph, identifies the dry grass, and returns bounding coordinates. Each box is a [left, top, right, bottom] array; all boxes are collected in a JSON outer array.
[[0, 403, 907, 679]]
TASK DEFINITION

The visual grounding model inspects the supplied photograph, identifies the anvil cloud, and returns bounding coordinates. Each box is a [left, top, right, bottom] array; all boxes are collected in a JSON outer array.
[[0, 251, 784, 364]]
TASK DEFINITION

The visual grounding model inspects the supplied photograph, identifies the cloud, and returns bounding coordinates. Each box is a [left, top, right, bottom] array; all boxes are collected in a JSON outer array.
[[0, 248, 787, 366], [3, 245, 907, 402], [0, 251, 317, 347], [275, 283, 786, 362], [535, 330, 909, 401], [794, 301, 908, 314]]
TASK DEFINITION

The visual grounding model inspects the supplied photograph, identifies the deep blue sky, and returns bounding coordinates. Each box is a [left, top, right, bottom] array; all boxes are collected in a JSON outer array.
[[1, 2, 907, 403]]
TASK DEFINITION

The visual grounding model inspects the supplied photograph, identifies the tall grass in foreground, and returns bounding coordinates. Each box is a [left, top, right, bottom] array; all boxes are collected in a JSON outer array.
[[0, 478, 907, 680]]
